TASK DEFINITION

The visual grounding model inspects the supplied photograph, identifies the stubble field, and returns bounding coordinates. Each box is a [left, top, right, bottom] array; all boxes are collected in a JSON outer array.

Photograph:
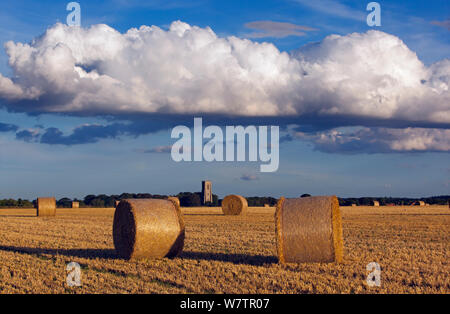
[[0, 205, 448, 294]]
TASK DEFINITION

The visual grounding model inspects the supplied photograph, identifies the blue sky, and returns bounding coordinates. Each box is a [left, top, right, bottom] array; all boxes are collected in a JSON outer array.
[[0, 0, 449, 199]]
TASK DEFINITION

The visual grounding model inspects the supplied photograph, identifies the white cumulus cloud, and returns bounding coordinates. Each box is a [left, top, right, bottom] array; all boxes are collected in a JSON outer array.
[[0, 21, 448, 125]]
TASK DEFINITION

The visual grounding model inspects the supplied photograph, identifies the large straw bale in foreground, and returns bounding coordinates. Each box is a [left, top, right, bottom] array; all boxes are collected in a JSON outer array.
[[168, 197, 180, 207], [275, 196, 343, 264], [113, 199, 185, 260], [222, 195, 248, 215], [36, 197, 56, 217]]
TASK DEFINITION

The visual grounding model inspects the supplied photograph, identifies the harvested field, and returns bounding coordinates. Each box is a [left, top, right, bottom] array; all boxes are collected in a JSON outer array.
[[0, 206, 448, 294]]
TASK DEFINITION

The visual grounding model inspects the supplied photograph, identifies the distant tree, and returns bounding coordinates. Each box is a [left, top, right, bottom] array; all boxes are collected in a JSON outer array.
[[119, 193, 134, 200], [152, 195, 167, 200], [246, 196, 277, 207], [104, 196, 116, 208], [0, 198, 33, 208], [136, 193, 153, 199], [91, 199, 105, 208], [212, 194, 219, 206], [84, 195, 97, 205], [301, 194, 311, 198], [57, 197, 72, 208], [178, 192, 201, 207]]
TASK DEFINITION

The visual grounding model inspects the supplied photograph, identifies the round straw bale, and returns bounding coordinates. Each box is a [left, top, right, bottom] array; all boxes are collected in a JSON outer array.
[[36, 197, 56, 217], [275, 196, 343, 264], [113, 199, 185, 260], [222, 195, 248, 215], [168, 196, 180, 207], [72, 201, 79, 209]]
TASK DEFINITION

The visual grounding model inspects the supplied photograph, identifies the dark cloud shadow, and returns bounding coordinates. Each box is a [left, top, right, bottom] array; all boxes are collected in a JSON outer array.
[[7, 111, 450, 151], [0, 122, 18, 133], [0, 245, 278, 265], [0, 245, 119, 260], [0, 215, 35, 218], [182, 213, 224, 216], [180, 251, 277, 266]]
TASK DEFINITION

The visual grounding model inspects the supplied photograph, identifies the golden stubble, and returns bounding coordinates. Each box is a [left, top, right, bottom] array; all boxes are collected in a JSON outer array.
[[0, 205, 448, 294]]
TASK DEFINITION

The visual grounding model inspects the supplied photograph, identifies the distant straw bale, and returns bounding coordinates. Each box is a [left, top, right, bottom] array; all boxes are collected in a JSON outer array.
[[222, 195, 248, 215], [36, 197, 56, 217]]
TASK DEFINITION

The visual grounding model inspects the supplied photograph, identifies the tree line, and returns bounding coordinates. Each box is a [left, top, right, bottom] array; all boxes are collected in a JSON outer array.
[[338, 196, 450, 206], [0, 199, 34, 208], [0, 194, 448, 208]]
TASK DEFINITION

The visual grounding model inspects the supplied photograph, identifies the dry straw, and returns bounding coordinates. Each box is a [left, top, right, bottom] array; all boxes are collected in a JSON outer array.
[[275, 196, 344, 264], [113, 199, 185, 260], [168, 196, 181, 208], [36, 197, 56, 217], [222, 195, 248, 215], [372, 201, 380, 207], [72, 202, 79, 209]]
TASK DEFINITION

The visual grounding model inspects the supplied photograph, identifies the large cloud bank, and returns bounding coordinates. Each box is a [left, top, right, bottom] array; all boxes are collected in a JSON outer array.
[[0, 21, 448, 152], [0, 21, 448, 123]]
